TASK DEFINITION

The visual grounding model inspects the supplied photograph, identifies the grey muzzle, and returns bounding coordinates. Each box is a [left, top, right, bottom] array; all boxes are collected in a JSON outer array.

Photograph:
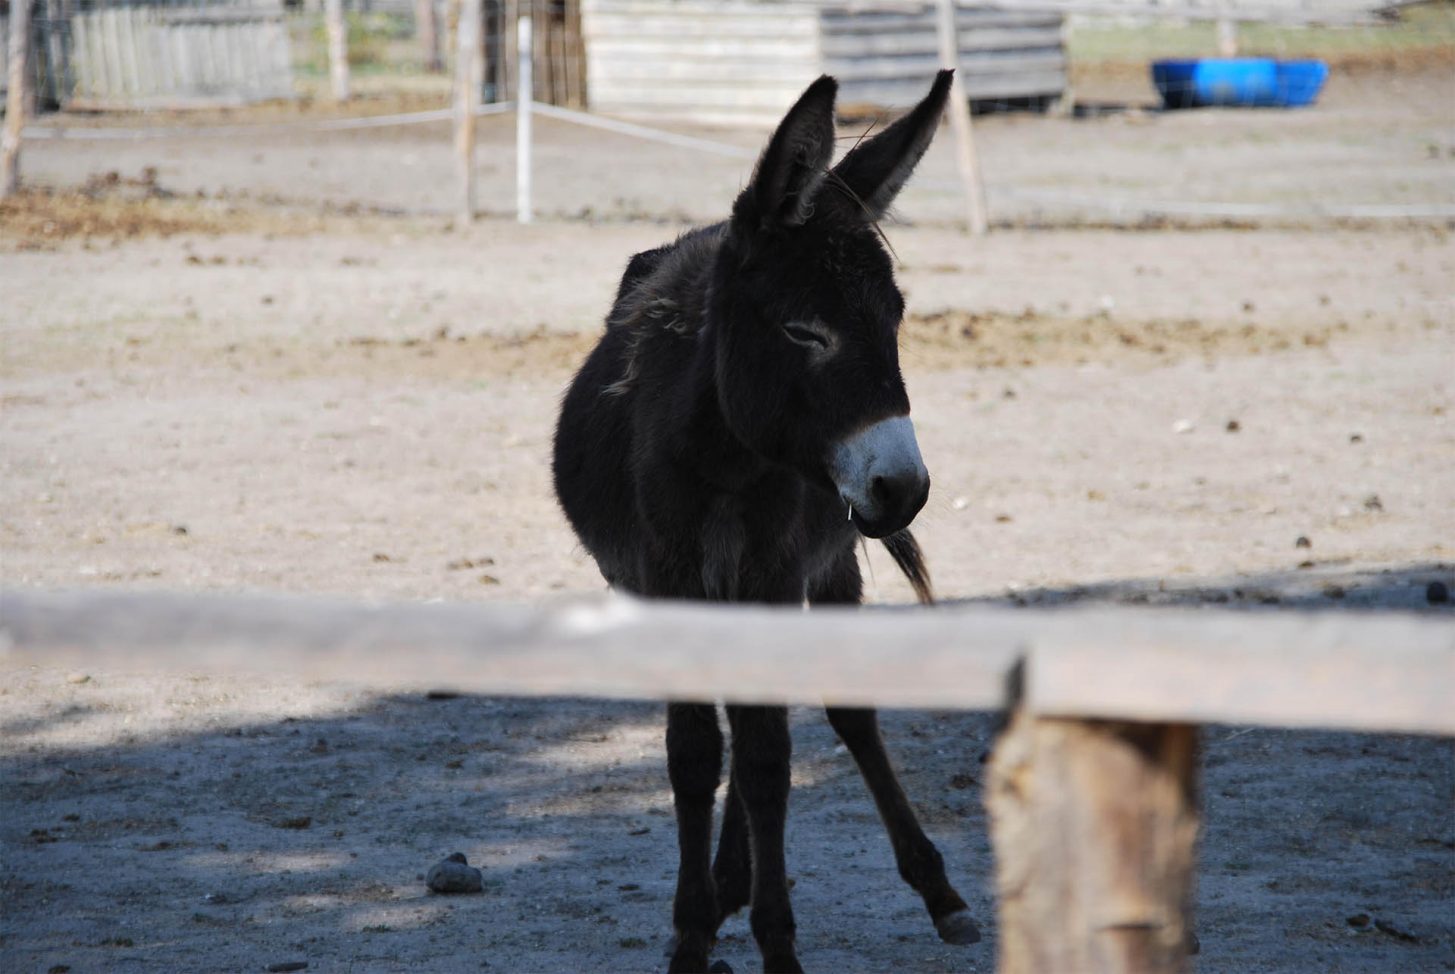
[[827, 415, 930, 537]]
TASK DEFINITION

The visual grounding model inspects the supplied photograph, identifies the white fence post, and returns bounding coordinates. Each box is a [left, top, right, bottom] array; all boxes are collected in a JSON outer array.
[[516, 13, 533, 225]]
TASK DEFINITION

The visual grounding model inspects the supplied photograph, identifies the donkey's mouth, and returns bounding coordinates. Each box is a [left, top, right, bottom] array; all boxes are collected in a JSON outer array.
[[830, 415, 931, 538]]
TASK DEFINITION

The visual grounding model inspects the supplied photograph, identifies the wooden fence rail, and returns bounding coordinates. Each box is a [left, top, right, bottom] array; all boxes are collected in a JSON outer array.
[[2, 586, 1450, 974], [2, 587, 1449, 733]]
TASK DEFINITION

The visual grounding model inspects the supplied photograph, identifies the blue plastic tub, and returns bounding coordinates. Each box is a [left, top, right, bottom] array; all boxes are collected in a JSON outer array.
[[1152, 58, 1329, 108]]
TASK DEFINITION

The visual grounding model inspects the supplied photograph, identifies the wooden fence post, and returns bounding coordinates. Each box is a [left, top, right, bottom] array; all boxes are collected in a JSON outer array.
[[935, 0, 989, 236], [2, 0, 33, 198], [986, 708, 1200, 974], [324, 0, 350, 102], [454, 0, 483, 226], [1217, 18, 1239, 57], [416, 0, 441, 72]]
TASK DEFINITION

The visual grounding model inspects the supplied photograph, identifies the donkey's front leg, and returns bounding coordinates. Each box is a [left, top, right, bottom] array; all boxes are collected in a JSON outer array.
[[667, 702, 724, 973], [825, 706, 981, 945], [726, 704, 802, 974]]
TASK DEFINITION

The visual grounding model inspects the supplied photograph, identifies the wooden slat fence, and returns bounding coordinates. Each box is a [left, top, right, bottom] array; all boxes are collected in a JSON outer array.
[[10, 0, 294, 110]]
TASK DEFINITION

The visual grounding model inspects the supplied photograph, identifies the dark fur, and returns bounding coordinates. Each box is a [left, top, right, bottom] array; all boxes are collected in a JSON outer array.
[[552, 72, 977, 973]]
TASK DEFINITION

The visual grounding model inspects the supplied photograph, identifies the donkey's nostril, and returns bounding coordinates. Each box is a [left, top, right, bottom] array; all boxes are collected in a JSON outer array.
[[870, 475, 892, 507]]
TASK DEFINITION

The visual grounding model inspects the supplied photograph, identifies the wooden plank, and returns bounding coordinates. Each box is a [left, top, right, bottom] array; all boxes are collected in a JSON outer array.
[[1028, 611, 1455, 735], [588, 37, 817, 61], [585, 14, 817, 40], [828, 51, 1067, 82], [821, 26, 1065, 58], [590, 58, 825, 84], [0, 589, 1019, 709], [839, 70, 1067, 104], [589, 83, 816, 110], [2, 589, 1452, 734]]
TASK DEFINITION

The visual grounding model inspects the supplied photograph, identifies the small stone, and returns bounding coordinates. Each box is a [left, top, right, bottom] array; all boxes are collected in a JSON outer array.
[[1323, 585, 1346, 600], [1374, 918, 1419, 942], [66, 672, 91, 685], [1362, 494, 1384, 512], [951, 496, 969, 511], [1294, 536, 1311, 549], [1427, 580, 1450, 605], [266, 963, 309, 973], [1225, 419, 1240, 433], [1349, 433, 1363, 444], [426, 853, 483, 894], [1172, 419, 1195, 434], [274, 816, 311, 830]]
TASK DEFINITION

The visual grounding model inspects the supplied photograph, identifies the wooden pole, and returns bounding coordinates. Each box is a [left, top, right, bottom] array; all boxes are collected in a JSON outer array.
[[454, 0, 483, 226], [987, 709, 1200, 974], [416, 0, 442, 72], [935, 0, 989, 235], [2, 0, 33, 198], [324, 0, 350, 102], [515, 11, 532, 224], [1216, 18, 1239, 57]]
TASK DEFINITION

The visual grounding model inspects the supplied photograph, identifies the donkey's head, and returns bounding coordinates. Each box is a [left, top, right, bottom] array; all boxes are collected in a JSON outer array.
[[711, 72, 952, 539]]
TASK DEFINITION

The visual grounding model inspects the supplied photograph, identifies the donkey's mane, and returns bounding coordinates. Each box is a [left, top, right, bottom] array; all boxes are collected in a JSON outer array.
[[601, 222, 727, 398]]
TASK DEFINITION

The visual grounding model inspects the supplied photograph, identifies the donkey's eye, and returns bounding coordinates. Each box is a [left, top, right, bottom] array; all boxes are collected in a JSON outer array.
[[783, 323, 830, 350]]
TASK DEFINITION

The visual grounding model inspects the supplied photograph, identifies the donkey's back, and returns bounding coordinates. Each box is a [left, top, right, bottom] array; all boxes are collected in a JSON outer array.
[[552, 224, 726, 590]]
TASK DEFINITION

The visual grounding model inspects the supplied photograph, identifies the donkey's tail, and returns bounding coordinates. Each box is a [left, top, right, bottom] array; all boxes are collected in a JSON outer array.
[[881, 529, 935, 606]]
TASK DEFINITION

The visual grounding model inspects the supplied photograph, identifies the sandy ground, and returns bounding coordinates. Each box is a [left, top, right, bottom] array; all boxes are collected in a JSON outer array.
[[3, 68, 1455, 973]]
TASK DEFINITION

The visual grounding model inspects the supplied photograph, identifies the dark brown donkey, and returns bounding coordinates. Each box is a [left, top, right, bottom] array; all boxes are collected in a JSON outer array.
[[552, 71, 978, 973]]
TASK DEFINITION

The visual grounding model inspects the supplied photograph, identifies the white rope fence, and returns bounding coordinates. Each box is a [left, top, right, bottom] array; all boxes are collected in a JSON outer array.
[[10, 8, 1453, 226]]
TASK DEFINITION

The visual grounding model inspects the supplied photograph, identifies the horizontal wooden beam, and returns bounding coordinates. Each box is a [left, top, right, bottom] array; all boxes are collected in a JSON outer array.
[[1, 589, 1450, 734]]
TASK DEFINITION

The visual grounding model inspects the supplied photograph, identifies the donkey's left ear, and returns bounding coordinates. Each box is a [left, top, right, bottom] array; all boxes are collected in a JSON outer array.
[[828, 70, 953, 221]]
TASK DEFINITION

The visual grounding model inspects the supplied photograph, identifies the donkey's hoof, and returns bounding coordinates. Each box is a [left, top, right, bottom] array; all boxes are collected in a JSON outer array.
[[935, 909, 982, 945], [708, 961, 734, 974]]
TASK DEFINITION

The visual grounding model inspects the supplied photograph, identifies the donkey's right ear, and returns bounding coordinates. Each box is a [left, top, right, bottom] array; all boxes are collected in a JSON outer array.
[[732, 75, 838, 234]]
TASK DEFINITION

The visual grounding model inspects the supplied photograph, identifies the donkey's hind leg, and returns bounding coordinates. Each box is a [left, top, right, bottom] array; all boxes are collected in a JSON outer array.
[[711, 776, 752, 926], [825, 706, 980, 945], [666, 702, 724, 973]]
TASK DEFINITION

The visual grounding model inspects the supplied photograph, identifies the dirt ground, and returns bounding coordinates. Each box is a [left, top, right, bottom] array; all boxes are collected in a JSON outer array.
[[3, 65, 1454, 973]]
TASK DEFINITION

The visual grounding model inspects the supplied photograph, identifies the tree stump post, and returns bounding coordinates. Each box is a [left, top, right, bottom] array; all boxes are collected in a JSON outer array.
[[986, 709, 1201, 974]]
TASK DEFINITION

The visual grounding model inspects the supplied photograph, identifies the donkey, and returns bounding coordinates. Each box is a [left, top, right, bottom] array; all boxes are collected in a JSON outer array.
[[551, 71, 977, 973]]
